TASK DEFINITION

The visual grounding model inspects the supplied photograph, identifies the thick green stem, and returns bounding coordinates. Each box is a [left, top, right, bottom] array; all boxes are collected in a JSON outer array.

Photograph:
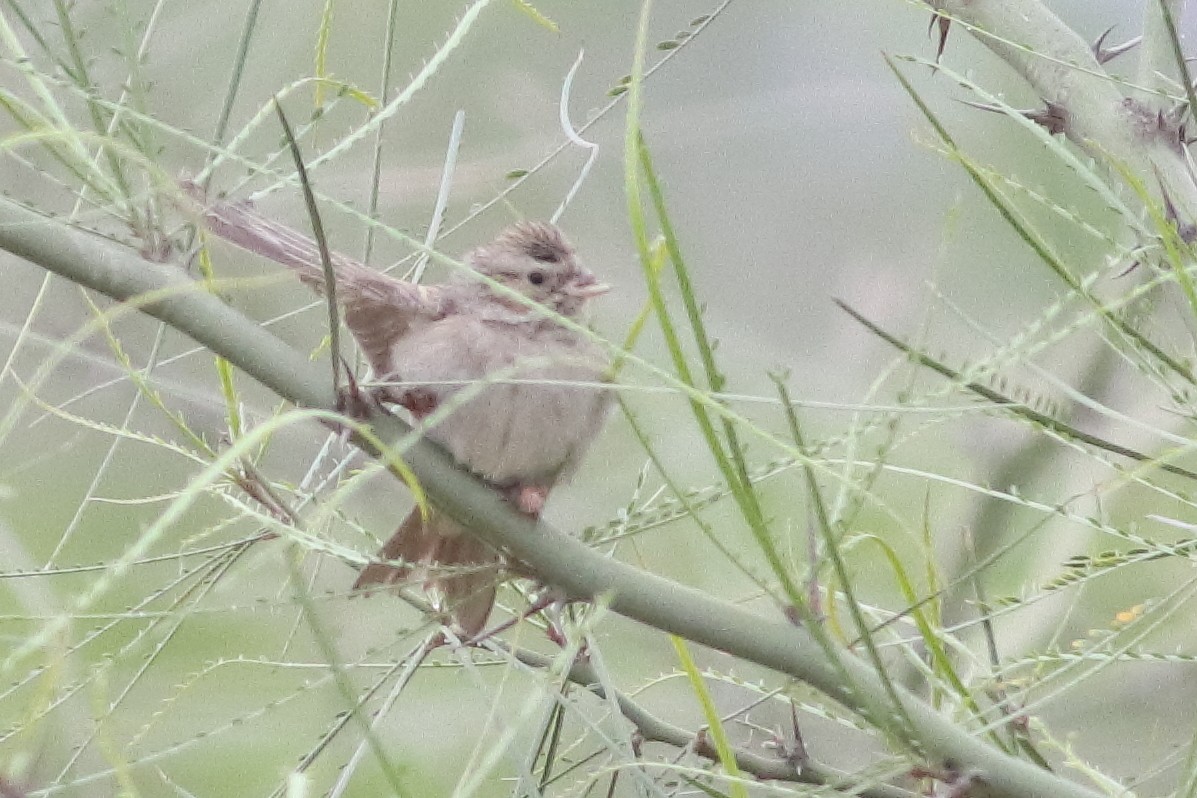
[[932, 0, 1197, 210], [0, 199, 1106, 798], [1139, 0, 1188, 96]]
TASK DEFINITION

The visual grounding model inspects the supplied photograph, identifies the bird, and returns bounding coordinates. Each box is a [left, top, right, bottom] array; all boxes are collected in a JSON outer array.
[[190, 188, 613, 637]]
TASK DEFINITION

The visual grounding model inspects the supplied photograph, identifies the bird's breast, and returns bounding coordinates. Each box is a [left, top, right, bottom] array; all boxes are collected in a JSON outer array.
[[387, 317, 611, 486]]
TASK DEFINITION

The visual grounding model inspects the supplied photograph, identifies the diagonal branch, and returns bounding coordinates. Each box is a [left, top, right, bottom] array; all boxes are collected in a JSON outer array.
[[930, 0, 1197, 210], [509, 646, 911, 797], [0, 196, 1107, 798], [1139, 0, 1188, 96]]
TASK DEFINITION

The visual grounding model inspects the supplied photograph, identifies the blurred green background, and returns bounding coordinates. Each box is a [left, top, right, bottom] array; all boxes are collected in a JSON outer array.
[[0, 1, 1185, 795]]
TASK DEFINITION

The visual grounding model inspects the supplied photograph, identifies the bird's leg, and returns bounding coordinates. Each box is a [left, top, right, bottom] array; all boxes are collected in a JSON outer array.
[[333, 369, 443, 426], [324, 365, 417, 455], [333, 361, 388, 422]]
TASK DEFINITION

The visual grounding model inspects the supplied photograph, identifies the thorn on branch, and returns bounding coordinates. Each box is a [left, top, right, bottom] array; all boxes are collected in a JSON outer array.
[[928, 11, 951, 65], [1161, 104, 1188, 129], [1112, 254, 1143, 278], [1180, 121, 1197, 146], [1158, 176, 1197, 243], [1123, 98, 1187, 154], [1161, 105, 1192, 150], [692, 726, 717, 760], [910, 763, 985, 798], [1092, 27, 1140, 65], [789, 700, 808, 762], [763, 700, 810, 769], [960, 99, 1068, 136]]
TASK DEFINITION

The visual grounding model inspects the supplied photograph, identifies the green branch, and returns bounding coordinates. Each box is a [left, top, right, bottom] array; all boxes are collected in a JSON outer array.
[[931, 0, 1197, 210], [0, 197, 1108, 798]]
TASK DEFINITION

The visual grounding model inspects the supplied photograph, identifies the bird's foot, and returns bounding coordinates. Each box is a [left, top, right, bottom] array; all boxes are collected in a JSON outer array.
[[333, 362, 389, 422]]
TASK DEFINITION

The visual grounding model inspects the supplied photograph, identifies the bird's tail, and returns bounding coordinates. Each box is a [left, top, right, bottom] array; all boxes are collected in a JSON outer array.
[[354, 507, 501, 638], [181, 180, 375, 294]]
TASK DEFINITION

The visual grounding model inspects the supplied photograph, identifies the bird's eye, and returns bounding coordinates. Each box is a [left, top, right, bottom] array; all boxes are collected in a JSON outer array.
[[528, 270, 546, 286]]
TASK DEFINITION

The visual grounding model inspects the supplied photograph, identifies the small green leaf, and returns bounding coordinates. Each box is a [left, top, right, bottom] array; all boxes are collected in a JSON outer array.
[[511, 0, 559, 32], [310, 78, 380, 111], [656, 40, 680, 50], [607, 85, 629, 97], [505, 169, 529, 180]]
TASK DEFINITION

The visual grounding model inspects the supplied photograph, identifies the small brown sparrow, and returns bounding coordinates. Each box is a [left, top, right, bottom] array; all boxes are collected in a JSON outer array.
[[193, 192, 613, 636]]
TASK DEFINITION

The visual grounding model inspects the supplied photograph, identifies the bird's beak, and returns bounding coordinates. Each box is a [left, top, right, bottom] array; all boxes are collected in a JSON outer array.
[[566, 272, 612, 299]]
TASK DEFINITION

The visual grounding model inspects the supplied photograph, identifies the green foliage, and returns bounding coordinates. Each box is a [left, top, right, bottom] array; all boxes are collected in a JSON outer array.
[[3, 1, 1197, 797]]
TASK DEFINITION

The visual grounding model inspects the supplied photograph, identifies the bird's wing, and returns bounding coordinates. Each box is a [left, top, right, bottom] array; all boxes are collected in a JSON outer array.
[[188, 186, 445, 375]]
